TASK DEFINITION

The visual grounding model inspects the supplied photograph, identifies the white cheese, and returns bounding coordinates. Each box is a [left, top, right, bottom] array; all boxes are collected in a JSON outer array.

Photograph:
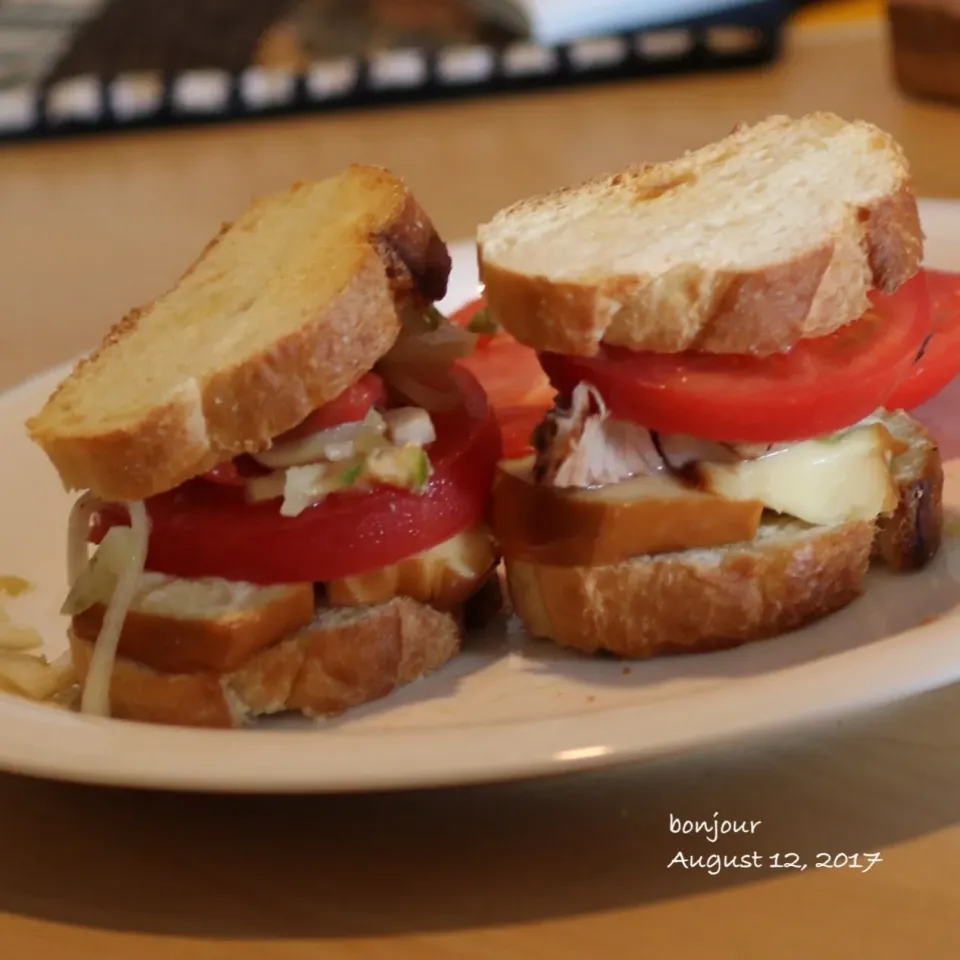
[[697, 423, 900, 526]]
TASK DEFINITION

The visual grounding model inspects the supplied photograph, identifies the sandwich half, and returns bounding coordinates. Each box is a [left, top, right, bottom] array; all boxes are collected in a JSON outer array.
[[28, 165, 503, 727], [479, 113, 944, 657]]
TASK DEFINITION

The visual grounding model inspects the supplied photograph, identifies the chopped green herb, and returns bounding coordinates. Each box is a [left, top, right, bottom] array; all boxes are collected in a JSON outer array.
[[412, 448, 431, 492], [365, 445, 432, 494], [425, 305, 446, 330], [466, 306, 500, 335], [339, 463, 364, 485]]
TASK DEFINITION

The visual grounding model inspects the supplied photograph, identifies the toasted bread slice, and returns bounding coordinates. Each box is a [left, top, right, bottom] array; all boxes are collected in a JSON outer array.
[[28, 165, 450, 502], [477, 113, 922, 357], [872, 410, 943, 570], [506, 519, 875, 657], [69, 596, 461, 728], [70, 524, 496, 678], [504, 410, 942, 657], [71, 577, 315, 674]]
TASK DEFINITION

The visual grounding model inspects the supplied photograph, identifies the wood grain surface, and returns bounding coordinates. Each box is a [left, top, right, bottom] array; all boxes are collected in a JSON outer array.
[[1, 18, 959, 960]]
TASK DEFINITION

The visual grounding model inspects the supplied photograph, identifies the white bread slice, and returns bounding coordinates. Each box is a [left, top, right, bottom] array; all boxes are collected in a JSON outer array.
[[71, 522, 496, 673], [505, 411, 942, 657], [27, 165, 450, 503], [71, 576, 316, 674], [506, 519, 875, 657], [65, 524, 500, 726], [69, 596, 462, 728], [477, 113, 922, 357]]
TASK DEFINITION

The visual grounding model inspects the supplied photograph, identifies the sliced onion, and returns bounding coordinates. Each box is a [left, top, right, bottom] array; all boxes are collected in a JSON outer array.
[[0, 621, 43, 652], [61, 525, 137, 616], [384, 322, 478, 366], [377, 362, 461, 411], [383, 407, 436, 447], [398, 300, 441, 336], [0, 650, 75, 701], [252, 409, 387, 469], [247, 462, 352, 513], [66, 492, 102, 587], [280, 461, 358, 518], [80, 500, 149, 717], [245, 471, 287, 503]]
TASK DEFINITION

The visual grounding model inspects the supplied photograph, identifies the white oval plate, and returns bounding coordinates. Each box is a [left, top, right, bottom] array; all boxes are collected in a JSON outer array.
[[3, 201, 960, 794]]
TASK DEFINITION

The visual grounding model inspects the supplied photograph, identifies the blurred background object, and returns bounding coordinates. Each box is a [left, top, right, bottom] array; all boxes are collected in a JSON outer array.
[[888, 0, 960, 105], [0, 0, 786, 142]]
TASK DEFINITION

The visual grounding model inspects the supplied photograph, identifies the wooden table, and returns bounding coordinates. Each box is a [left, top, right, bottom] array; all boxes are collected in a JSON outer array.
[[2, 19, 960, 959]]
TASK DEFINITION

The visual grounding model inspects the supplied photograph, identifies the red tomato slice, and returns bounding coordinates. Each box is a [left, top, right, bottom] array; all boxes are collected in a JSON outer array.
[[886, 269, 960, 411], [91, 368, 502, 585], [539, 273, 931, 443], [202, 461, 245, 486], [201, 456, 270, 486], [280, 372, 387, 440], [450, 298, 555, 458], [198, 373, 386, 485]]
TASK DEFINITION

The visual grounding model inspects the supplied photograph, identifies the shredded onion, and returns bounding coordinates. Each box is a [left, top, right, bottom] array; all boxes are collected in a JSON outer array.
[[80, 500, 150, 718], [374, 310, 476, 412], [0, 586, 73, 700], [61, 526, 137, 616], [0, 650, 75, 700], [66, 492, 101, 587], [383, 407, 436, 447], [384, 322, 478, 366], [245, 471, 287, 504], [377, 362, 461, 411], [0, 621, 44, 652], [252, 409, 386, 469]]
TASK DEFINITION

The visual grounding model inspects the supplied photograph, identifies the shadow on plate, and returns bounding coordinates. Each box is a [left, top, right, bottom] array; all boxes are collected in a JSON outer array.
[[0, 679, 958, 939]]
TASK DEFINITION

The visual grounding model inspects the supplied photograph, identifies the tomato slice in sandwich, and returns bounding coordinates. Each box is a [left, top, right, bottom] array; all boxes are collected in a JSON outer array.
[[200, 373, 388, 487], [540, 271, 932, 443], [91, 367, 502, 585], [450, 297, 556, 458], [280, 372, 387, 438], [886, 269, 960, 411]]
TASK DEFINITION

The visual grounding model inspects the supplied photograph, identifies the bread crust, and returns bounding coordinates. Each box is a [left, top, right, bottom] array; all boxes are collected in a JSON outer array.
[[873, 412, 944, 571], [505, 521, 875, 658], [71, 583, 316, 674], [68, 596, 461, 728], [477, 114, 923, 357], [28, 166, 451, 502], [503, 410, 944, 657]]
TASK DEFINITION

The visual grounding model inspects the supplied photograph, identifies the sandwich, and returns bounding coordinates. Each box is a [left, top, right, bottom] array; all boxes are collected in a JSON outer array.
[[478, 113, 945, 657], [26, 165, 503, 727]]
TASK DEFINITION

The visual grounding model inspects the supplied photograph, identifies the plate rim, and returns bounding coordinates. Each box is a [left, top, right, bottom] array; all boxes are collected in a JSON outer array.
[[3, 208, 960, 793]]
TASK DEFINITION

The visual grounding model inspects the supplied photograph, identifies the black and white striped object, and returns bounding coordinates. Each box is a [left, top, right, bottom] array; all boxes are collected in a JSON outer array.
[[0, 0, 785, 141]]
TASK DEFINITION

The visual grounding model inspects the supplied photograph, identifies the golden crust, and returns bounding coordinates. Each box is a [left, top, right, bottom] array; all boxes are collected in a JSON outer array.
[[27, 166, 451, 502], [71, 583, 316, 675], [230, 597, 460, 719], [504, 411, 944, 656], [505, 520, 876, 658], [69, 596, 462, 729], [872, 412, 944, 571], [477, 114, 922, 357]]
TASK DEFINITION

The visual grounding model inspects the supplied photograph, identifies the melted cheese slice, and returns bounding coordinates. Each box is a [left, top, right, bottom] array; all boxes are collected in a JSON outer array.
[[325, 526, 496, 607], [697, 423, 902, 526]]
